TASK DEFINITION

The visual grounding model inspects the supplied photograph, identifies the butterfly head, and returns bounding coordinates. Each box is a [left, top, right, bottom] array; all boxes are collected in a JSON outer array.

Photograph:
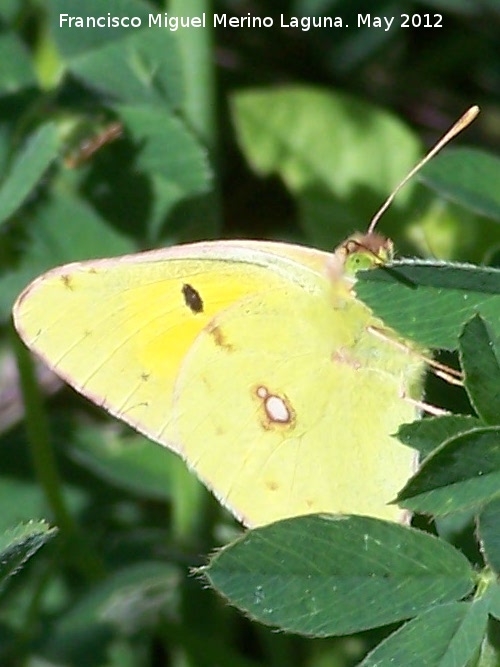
[[342, 233, 394, 276], [331, 106, 479, 285], [329, 232, 393, 284]]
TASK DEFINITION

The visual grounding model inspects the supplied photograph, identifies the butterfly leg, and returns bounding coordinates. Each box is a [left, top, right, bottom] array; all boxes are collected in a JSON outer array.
[[399, 389, 450, 417], [367, 325, 463, 386]]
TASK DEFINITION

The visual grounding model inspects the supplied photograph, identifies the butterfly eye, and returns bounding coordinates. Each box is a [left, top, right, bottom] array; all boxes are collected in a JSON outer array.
[[345, 239, 361, 254]]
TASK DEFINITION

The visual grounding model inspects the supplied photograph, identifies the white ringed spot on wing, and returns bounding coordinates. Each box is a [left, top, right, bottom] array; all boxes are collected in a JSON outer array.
[[254, 385, 295, 428]]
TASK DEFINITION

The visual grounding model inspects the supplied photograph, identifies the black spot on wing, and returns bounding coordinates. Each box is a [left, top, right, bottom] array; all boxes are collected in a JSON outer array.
[[182, 283, 204, 314]]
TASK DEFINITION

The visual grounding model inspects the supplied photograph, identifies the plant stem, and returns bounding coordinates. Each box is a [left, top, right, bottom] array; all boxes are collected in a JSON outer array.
[[166, 1, 222, 248], [168, 0, 217, 156], [12, 327, 104, 580]]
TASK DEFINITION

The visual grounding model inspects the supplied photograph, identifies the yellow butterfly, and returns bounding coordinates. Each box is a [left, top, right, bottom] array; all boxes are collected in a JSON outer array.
[[12, 107, 478, 527]]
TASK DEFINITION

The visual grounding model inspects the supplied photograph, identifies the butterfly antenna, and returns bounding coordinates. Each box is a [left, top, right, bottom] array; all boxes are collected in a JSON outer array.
[[367, 105, 480, 235]]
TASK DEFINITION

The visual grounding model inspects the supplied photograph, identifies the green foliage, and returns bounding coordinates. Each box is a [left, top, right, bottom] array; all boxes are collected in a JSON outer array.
[[419, 148, 500, 222], [232, 87, 422, 246], [203, 515, 475, 636], [0, 123, 59, 226], [0, 521, 57, 592], [357, 601, 490, 667], [0, 0, 499, 666], [356, 262, 500, 349]]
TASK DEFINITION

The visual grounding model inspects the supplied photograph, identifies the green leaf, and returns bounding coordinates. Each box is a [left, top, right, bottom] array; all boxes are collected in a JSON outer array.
[[487, 584, 500, 621], [419, 148, 500, 222], [459, 315, 500, 424], [477, 498, 500, 574], [68, 425, 208, 536], [359, 601, 488, 667], [0, 0, 22, 22], [0, 123, 59, 226], [118, 105, 211, 199], [0, 32, 36, 95], [49, 0, 150, 55], [231, 86, 421, 247], [356, 260, 500, 350], [404, 196, 500, 264], [116, 105, 214, 240], [203, 515, 474, 638], [69, 430, 175, 501], [73, 30, 182, 108], [0, 520, 57, 592], [0, 478, 51, 534], [0, 191, 133, 320], [397, 415, 484, 459], [397, 426, 500, 515], [49, 0, 182, 109], [232, 86, 420, 198], [44, 561, 180, 663]]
